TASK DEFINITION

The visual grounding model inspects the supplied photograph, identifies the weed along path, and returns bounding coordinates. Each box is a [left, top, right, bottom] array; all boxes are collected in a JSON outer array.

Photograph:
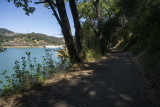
[[1, 52, 155, 107]]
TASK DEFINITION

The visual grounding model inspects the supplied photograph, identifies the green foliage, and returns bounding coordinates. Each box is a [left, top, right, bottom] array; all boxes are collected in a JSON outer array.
[[0, 47, 71, 97], [0, 48, 62, 97], [117, 0, 140, 18], [80, 21, 102, 60], [77, 0, 120, 54], [77, 0, 119, 22], [113, 0, 160, 71], [102, 16, 121, 50], [77, 1, 96, 20], [57, 48, 71, 70], [8, 0, 35, 16], [125, 0, 159, 54], [0, 31, 64, 46], [85, 49, 101, 61], [82, 21, 98, 50]]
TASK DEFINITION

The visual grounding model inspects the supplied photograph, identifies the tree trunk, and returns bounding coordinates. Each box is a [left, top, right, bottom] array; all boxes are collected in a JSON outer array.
[[94, 0, 105, 55], [56, 0, 81, 63], [69, 0, 85, 60]]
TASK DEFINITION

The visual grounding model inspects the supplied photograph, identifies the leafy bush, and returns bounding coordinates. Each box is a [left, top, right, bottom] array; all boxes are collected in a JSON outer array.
[[85, 49, 101, 61], [115, 0, 160, 70], [57, 47, 71, 69], [0, 48, 70, 97]]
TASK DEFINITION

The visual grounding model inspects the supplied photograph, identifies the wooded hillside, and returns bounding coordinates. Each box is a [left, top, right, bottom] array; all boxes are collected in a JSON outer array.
[[0, 28, 64, 46]]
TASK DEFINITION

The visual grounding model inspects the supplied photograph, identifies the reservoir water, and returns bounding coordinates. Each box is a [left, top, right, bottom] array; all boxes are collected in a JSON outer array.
[[0, 48, 59, 89]]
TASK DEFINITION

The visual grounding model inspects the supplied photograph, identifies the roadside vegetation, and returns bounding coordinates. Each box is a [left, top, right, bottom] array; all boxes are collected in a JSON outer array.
[[0, 48, 70, 97]]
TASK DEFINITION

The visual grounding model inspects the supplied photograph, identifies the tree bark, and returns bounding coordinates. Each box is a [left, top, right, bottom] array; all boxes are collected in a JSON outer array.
[[69, 0, 85, 60], [55, 0, 81, 63], [94, 0, 105, 55]]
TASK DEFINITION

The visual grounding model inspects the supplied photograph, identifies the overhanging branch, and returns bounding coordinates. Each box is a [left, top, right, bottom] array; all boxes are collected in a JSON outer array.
[[46, 0, 63, 30], [34, 1, 46, 4], [34, 0, 62, 31], [35, 0, 57, 7]]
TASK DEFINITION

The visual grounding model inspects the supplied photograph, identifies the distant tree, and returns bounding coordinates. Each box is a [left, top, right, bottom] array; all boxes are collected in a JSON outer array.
[[102, 17, 120, 51], [77, 0, 119, 54], [91, 0, 105, 55]]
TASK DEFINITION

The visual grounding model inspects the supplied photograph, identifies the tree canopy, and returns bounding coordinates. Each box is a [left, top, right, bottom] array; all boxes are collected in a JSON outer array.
[[6, 0, 160, 66]]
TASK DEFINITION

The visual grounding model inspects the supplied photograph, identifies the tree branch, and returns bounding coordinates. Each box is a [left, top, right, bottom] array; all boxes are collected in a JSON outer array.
[[50, 1, 57, 7], [35, 0, 57, 7], [46, 0, 63, 30], [34, 0, 61, 28], [34, 1, 46, 4]]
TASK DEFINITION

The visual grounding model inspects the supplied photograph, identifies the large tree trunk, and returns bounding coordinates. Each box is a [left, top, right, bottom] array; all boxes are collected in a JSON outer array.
[[69, 0, 85, 60], [56, 0, 81, 63], [94, 0, 105, 55]]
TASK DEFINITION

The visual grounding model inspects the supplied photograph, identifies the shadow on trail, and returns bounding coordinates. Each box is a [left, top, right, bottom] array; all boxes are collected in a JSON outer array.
[[14, 53, 155, 107]]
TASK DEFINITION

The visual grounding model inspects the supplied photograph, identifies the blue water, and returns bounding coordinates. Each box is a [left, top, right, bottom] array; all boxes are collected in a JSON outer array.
[[0, 48, 59, 89]]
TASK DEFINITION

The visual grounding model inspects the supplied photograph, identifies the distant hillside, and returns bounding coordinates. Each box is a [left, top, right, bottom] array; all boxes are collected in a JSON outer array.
[[0, 28, 64, 47], [0, 28, 14, 36]]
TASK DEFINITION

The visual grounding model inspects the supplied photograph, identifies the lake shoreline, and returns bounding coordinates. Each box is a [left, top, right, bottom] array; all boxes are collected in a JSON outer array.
[[1, 45, 64, 48]]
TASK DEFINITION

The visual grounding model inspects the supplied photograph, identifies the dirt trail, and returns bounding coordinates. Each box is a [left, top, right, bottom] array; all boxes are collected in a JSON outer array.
[[1, 52, 156, 107]]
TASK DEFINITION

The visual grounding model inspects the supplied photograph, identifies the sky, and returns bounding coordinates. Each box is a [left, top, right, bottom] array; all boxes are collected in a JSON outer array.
[[0, 0, 75, 37]]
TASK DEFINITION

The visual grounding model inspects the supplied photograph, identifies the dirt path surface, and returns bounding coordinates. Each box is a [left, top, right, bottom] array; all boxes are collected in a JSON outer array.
[[1, 52, 156, 107]]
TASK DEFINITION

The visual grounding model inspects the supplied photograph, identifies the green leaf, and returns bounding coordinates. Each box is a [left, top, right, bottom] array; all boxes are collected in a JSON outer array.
[[1, 70, 7, 75], [0, 80, 3, 84]]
